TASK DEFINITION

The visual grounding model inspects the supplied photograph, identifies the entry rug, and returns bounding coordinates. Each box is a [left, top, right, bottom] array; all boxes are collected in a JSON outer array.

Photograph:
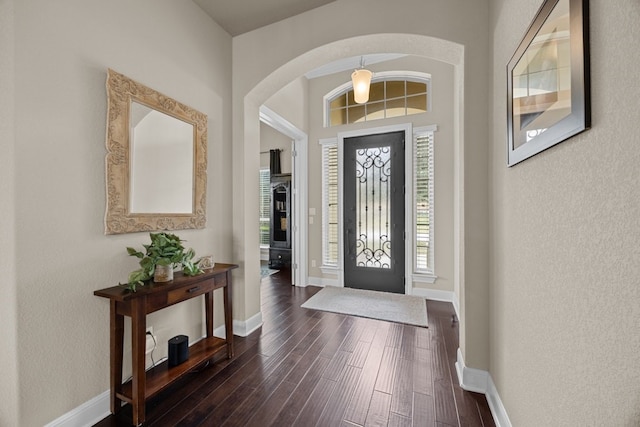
[[301, 286, 428, 327]]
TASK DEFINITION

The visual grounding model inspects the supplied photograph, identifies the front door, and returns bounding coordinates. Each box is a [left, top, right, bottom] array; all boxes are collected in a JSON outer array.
[[343, 131, 405, 294]]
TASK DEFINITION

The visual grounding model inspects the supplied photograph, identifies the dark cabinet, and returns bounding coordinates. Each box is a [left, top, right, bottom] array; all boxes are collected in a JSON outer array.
[[269, 174, 291, 268]]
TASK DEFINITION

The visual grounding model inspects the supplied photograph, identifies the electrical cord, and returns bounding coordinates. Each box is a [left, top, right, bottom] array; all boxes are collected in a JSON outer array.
[[120, 332, 160, 384], [146, 331, 157, 368]]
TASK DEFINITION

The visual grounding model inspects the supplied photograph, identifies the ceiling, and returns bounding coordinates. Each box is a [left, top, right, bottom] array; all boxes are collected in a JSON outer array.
[[192, 0, 407, 79], [193, 0, 337, 36]]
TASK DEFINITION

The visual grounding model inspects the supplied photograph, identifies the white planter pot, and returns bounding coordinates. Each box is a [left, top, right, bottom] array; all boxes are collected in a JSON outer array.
[[154, 264, 174, 282]]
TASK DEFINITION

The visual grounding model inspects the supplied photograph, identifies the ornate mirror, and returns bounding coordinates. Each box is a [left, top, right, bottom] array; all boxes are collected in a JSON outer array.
[[104, 69, 207, 234]]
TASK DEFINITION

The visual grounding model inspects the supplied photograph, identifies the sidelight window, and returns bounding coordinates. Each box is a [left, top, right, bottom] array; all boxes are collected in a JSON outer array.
[[413, 128, 435, 273], [321, 141, 339, 267]]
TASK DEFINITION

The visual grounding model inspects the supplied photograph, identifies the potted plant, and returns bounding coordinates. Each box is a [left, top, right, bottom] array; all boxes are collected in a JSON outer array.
[[124, 232, 203, 291]]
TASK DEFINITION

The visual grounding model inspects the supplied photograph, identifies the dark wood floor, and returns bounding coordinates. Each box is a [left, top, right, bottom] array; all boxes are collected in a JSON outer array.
[[95, 268, 495, 427]]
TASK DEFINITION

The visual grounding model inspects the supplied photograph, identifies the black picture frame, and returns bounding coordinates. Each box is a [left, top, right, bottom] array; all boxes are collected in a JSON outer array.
[[506, 0, 590, 167]]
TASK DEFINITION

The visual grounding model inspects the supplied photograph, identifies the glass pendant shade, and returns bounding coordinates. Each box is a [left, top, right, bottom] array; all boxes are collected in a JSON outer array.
[[351, 69, 373, 104]]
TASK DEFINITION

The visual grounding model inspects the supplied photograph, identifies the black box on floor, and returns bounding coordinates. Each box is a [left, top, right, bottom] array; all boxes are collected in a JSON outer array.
[[168, 335, 189, 367]]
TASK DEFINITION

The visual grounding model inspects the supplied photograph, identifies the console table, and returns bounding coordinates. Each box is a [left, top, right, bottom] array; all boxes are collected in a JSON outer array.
[[94, 263, 238, 426]]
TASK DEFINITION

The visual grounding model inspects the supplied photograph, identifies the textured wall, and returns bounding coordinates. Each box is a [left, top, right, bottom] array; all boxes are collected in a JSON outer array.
[[260, 123, 293, 173], [9, 1, 232, 425], [0, 0, 19, 425], [490, 0, 640, 424]]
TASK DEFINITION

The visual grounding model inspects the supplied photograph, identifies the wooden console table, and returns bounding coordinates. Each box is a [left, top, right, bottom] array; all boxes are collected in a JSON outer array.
[[94, 263, 238, 426]]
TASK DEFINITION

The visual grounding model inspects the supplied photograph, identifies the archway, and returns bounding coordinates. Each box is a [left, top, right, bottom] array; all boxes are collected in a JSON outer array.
[[234, 33, 465, 349]]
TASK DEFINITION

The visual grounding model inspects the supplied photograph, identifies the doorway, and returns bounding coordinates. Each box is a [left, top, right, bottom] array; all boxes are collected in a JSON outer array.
[[342, 130, 405, 294], [259, 105, 308, 288]]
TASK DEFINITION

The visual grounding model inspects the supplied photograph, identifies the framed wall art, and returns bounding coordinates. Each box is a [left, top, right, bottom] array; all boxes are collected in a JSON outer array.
[[506, 0, 590, 167]]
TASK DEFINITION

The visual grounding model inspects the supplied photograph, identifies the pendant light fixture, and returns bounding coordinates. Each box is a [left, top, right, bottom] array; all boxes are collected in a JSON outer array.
[[351, 57, 372, 104]]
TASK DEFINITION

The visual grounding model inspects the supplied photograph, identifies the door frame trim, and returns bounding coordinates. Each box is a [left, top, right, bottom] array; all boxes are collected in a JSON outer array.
[[259, 105, 308, 287], [337, 123, 412, 294]]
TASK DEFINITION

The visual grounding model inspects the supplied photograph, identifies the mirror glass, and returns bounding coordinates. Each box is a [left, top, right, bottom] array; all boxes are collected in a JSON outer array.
[[104, 69, 207, 234], [129, 101, 194, 214]]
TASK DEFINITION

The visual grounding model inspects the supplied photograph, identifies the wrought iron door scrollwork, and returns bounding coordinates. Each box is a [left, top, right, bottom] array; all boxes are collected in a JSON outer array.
[[354, 146, 392, 269]]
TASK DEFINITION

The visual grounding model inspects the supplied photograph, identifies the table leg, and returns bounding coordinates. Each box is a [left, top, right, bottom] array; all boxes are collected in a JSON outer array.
[[109, 301, 124, 415], [204, 290, 214, 338], [131, 297, 146, 426], [224, 271, 234, 358]]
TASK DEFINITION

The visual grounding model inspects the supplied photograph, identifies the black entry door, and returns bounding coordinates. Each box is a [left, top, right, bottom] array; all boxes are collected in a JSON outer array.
[[343, 131, 405, 294]]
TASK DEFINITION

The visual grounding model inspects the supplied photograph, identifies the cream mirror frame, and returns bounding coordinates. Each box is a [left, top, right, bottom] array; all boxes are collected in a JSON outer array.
[[104, 69, 207, 234]]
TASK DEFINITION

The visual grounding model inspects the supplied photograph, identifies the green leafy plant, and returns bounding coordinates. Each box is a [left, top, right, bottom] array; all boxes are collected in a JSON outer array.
[[123, 232, 203, 291]]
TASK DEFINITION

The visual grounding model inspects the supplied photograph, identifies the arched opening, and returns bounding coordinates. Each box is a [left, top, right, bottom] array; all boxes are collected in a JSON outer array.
[[234, 34, 465, 347]]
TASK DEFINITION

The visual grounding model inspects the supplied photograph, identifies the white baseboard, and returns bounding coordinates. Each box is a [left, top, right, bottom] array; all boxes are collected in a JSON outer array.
[[241, 311, 263, 336], [307, 275, 338, 287], [44, 389, 110, 427], [455, 348, 512, 427], [486, 374, 512, 427], [213, 312, 263, 338], [455, 348, 488, 393]]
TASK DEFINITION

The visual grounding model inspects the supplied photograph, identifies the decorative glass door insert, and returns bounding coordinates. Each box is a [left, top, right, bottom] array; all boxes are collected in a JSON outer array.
[[355, 146, 391, 269]]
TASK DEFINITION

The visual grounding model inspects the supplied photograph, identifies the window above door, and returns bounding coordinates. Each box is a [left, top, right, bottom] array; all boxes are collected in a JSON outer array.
[[324, 71, 431, 127]]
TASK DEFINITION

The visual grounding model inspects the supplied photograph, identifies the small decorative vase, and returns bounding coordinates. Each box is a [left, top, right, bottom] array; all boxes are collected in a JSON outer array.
[[154, 264, 174, 282]]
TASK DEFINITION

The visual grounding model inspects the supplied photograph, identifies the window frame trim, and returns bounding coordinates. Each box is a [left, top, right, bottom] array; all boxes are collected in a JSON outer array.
[[411, 125, 437, 279], [320, 137, 338, 268]]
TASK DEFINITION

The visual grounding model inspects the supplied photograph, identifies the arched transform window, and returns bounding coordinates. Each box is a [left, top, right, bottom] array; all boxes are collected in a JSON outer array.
[[324, 72, 431, 127]]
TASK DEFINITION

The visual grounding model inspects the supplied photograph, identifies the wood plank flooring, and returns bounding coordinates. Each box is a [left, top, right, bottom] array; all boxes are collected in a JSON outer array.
[[95, 269, 495, 427]]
